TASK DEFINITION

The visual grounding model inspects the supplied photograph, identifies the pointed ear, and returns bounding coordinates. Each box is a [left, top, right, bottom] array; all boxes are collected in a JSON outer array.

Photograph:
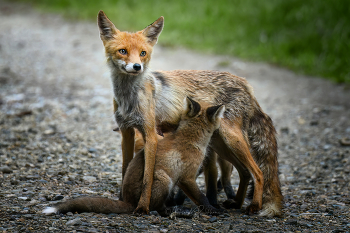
[[206, 105, 225, 123], [142, 16, 164, 45], [184, 97, 201, 118], [97, 10, 119, 41]]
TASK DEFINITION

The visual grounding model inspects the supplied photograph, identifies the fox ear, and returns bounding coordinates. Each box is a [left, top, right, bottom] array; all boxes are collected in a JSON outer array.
[[184, 97, 201, 118], [206, 105, 225, 123], [98, 10, 119, 41], [142, 16, 164, 45]]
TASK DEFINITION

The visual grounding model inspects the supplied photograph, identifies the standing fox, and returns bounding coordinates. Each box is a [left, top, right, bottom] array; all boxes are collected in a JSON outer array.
[[43, 98, 225, 216], [98, 11, 282, 216]]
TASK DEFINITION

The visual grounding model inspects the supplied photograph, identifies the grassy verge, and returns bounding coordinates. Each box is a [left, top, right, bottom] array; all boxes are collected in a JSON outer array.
[[15, 0, 350, 82]]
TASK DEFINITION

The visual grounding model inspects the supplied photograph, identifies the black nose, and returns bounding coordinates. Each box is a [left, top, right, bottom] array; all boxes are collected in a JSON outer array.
[[133, 63, 141, 71]]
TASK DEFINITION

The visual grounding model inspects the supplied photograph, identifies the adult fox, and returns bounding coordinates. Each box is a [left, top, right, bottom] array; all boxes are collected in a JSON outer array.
[[43, 98, 225, 216], [98, 11, 283, 216]]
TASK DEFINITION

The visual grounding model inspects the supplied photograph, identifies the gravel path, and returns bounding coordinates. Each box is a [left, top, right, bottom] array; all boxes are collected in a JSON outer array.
[[1, 1, 349, 232]]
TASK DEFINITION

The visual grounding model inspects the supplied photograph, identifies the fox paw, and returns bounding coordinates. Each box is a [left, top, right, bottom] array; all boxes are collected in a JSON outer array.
[[222, 199, 240, 209], [133, 205, 150, 215], [245, 203, 261, 215]]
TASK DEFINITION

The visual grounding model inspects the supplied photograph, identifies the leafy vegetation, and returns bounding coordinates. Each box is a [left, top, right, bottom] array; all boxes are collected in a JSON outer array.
[[16, 0, 350, 82]]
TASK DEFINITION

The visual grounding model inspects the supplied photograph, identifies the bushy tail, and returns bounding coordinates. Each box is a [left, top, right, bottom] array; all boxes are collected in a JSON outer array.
[[248, 107, 283, 217], [42, 197, 134, 215]]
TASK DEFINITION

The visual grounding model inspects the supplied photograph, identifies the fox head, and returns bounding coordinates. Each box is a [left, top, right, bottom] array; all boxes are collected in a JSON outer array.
[[181, 97, 225, 134], [97, 11, 164, 76]]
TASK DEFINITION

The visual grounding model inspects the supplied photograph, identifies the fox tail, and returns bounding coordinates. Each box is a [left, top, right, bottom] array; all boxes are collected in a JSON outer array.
[[42, 197, 134, 215], [248, 106, 283, 217]]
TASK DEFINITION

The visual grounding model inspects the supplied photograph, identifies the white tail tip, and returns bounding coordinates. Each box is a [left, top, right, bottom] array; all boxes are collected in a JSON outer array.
[[259, 203, 281, 217], [42, 207, 58, 215]]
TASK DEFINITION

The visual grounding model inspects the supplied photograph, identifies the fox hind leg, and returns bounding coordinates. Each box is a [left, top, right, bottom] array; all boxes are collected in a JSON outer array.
[[217, 157, 236, 200], [212, 120, 264, 214]]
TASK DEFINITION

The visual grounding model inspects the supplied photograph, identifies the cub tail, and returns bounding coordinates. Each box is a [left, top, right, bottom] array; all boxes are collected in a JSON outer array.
[[42, 197, 134, 215]]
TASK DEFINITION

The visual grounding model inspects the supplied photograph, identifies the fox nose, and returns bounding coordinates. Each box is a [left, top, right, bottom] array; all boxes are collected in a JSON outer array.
[[133, 63, 142, 71]]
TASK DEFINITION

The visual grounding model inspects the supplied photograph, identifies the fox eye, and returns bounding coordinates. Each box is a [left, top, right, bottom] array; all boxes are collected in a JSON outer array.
[[140, 51, 146, 57], [119, 49, 127, 55]]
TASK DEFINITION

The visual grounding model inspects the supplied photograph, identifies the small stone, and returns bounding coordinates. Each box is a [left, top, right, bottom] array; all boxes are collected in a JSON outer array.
[[57, 170, 68, 175], [208, 216, 217, 222], [10, 179, 19, 185], [25, 174, 40, 180], [43, 129, 55, 135], [339, 138, 350, 146], [286, 219, 298, 225], [202, 214, 211, 219], [66, 218, 83, 226], [298, 117, 306, 125], [88, 147, 97, 153], [18, 197, 31, 201], [323, 144, 332, 151], [0, 166, 13, 173], [310, 120, 319, 126], [280, 127, 289, 134], [82, 176, 97, 183], [149, 211, 159, 216], [53, 195, 64, 201]]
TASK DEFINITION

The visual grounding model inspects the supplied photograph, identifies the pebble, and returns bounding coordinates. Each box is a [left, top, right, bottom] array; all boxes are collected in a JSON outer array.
[[66, 218, 83, 226], [88, 147, 97, 153], [286, 219, 298, 225], [339, 138, 350, 146], [82, 176, 97, 183], [43, 129, 55, 135], [0, 166, 13, 173], [53, 195, 64, 201], [208, 216, 217, 222], [10, 179, 19, 185]]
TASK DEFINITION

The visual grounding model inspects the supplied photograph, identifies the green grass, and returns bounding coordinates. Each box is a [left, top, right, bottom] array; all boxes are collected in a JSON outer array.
[[16, 0, 350, 83]]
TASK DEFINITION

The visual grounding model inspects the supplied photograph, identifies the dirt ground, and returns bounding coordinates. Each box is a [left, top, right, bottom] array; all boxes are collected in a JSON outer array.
[[0, 1, 349, 232]]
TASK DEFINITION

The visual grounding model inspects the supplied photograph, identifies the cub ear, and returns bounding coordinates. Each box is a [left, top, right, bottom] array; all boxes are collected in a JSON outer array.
[[206, 105, 225, 123], [184, 97, 201, 118], [142, 16, 164, 45], [97, 10, 119, 41]]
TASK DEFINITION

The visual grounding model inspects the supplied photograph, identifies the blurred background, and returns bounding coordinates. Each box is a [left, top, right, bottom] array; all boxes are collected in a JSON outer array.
[[14, 0, 350, 83]]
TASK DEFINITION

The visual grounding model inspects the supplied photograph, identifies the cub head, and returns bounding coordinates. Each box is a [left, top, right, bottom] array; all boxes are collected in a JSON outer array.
[[97, 11, 164, 76], [182, 97, 225, 132]]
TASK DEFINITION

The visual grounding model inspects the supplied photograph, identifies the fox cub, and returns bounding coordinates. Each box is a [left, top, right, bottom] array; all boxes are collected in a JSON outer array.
[[43, 98, 225, 216], [115, 124, 235, 209], [98, 11, 283, 216]]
